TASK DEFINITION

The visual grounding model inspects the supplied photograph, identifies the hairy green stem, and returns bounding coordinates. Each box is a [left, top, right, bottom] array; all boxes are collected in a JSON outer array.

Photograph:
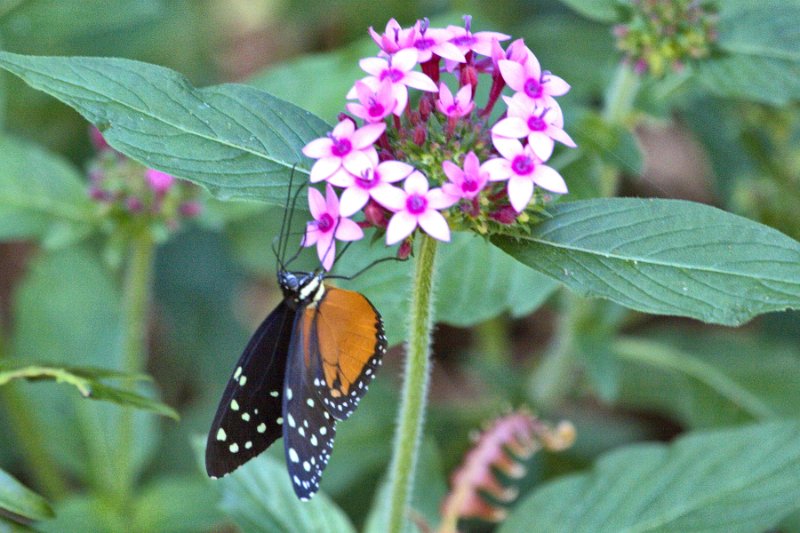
[[109, 230, 155, 514], [386, 234, 438, 533]]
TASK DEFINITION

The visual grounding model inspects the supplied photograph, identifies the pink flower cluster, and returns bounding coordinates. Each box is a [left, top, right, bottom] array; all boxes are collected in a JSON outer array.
[[301, 16, 575, 270]]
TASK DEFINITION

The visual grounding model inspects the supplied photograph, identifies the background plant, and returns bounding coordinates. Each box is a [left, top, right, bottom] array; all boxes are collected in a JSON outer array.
[[1, 1, 799, 532]]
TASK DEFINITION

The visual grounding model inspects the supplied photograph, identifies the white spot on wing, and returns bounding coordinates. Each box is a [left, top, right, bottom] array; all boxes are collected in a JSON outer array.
[[289, 448, 299, 463], [216, 428, 227, 442]]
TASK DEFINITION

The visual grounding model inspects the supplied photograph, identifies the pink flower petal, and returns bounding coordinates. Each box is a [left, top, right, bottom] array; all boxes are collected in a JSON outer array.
[[527, 133, 555, 161], [317, 236, 336, 271], [331, 119, 356, 139], [378, 161, 415, 183], [303, 224, 319, 247], [302, 137, 333, 158], [442, 160, 464, 183], [481, 158, 511, 181], [359, 57, 387, 77], [351, 122, 386, 149], [392, 48, 419, 71], [334, 217, 364, 241], [403, 172, 429, 195], [544, 74, 570, 97], [463, 151, 481, 175], [325, 167, 354, 187], [403, 71, 438, 92], [432, 41, 465, 62], [532, 165, 568, 194], [494, 138, 524, 160], [342, 149, 375, 177], [386, 210, 418, 245], [427, 188, 457, 210], [417, 210, 451, 242], [371, 184, 406, 211], [339, 186, 370, 217], [507, 175, 534, 212], [309, 157, 341, 183], [492, 117, 528, 139], [308, 187, 326, 219], [498, 60, 526, 92], [548, 126, 576, 148], [324, 183, 339, 215]]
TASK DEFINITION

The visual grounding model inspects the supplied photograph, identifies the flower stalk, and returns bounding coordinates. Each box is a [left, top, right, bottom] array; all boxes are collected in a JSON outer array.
[[386, 234, 439, 533]]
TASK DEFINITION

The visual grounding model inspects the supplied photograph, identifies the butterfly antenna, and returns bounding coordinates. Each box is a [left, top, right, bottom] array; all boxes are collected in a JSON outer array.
[[274, 166, 299, 272], [325, 253, 408, 281], [281, 172, 310, 270]]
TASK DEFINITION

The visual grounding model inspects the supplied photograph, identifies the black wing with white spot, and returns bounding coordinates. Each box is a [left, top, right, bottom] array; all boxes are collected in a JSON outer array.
[[282, 309, 337, 501], [205, 302, 295, 478]]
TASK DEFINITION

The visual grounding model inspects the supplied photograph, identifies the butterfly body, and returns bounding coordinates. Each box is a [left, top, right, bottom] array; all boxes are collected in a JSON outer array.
[[205, 268, 386, 500]]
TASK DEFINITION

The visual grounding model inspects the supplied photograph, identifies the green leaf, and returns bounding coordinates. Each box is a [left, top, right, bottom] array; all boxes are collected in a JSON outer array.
[[616, 330, 800, 428], [556, 0, 618, 23], [194, 439, 356, 533], [435, 235, 559, 326], [0, 133, 95, 243], [0, 468, 54, 523], [572, 110, 643, 176], [131, 476, 225, 533], [500, 421, 800, 533], [0, 51, 331, 203], [696, 0, 800, 104], [492, 198, 800, 326]]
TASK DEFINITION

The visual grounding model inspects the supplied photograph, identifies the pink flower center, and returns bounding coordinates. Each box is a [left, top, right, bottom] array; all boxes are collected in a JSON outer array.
[[415, 37, 435, 54], [356, 169, 378, 189], [524, 77, 543, 99], [317, 213, 335, 233], [331, 137, 352, 157], [406, 193, 428, 215], [381, 68, 404, 83], [451, 34, 475, 49], [527, 114, 546, 132], [368, 97, 385, 118], [511, 154, 535, 176], [462, 178, 479, 193]]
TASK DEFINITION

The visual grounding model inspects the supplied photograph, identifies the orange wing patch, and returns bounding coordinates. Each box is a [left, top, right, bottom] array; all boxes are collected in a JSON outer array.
[[311, 286, 386, 420]]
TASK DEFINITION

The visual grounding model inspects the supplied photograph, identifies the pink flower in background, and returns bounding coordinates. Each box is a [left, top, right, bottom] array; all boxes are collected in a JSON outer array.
[[436, 83, 474, 118], [483, 140, 568, 212], [411, 19, 465, 63], [357, 49, 438, 114], [372, 172, 456, 244], [145, 168, 175, 193], [302, 119, 385, 183], [303, 184, 364, 271], [441, 152, 489, 201], [346, 79, 396, 123]]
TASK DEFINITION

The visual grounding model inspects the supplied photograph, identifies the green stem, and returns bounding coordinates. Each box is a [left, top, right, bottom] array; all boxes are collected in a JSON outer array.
[[386, 234, 439, 533], [109, 230, 155, 514]]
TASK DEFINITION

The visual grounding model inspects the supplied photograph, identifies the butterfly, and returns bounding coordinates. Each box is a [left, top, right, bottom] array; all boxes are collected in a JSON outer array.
[[205, 188, 387, 500]]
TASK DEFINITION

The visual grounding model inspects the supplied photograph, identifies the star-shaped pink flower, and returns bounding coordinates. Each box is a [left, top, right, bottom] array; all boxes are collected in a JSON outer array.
[[498, 51, 570, 104], [302, 119, 385, 184], [492, 94, 575, 161], [482, 140, 568, 212], [346, 79, 396, 123], [372, 171, 456, 245], [411, 19, 465, 63], [447, 15, 510, 57], [303, 184, 364, 271], [357, 49, 438, 115], [368, 18, 417, 55], [335, 158, 416, 217], [441, 151, 489, 201], [436, 83, 474, 118]]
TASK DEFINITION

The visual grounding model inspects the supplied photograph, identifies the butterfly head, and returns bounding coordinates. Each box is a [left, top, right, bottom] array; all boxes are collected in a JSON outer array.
[[278, 270, 325, 309]]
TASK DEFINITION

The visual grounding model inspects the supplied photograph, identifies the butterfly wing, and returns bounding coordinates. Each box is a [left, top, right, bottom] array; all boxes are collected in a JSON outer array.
[[282, 308, 337, 500], [205, 301, 295, 478], [311, 287, 387, 421]]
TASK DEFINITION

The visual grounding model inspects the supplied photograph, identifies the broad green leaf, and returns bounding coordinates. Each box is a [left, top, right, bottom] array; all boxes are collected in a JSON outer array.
[[0, 51, 331, 203], [500, 421, 800, 533], [131, 476, 224, 533], [616, 331, 800, 428], [0, 468, 54, 522], [556, 0, 618, 23], [0, 362, 177, 419], [0, 133, 95, 243], [696, 0, 800, 104], [492, 198, 800, 326], [435, 235, 559, 326], [193, 438, 356, 533]]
